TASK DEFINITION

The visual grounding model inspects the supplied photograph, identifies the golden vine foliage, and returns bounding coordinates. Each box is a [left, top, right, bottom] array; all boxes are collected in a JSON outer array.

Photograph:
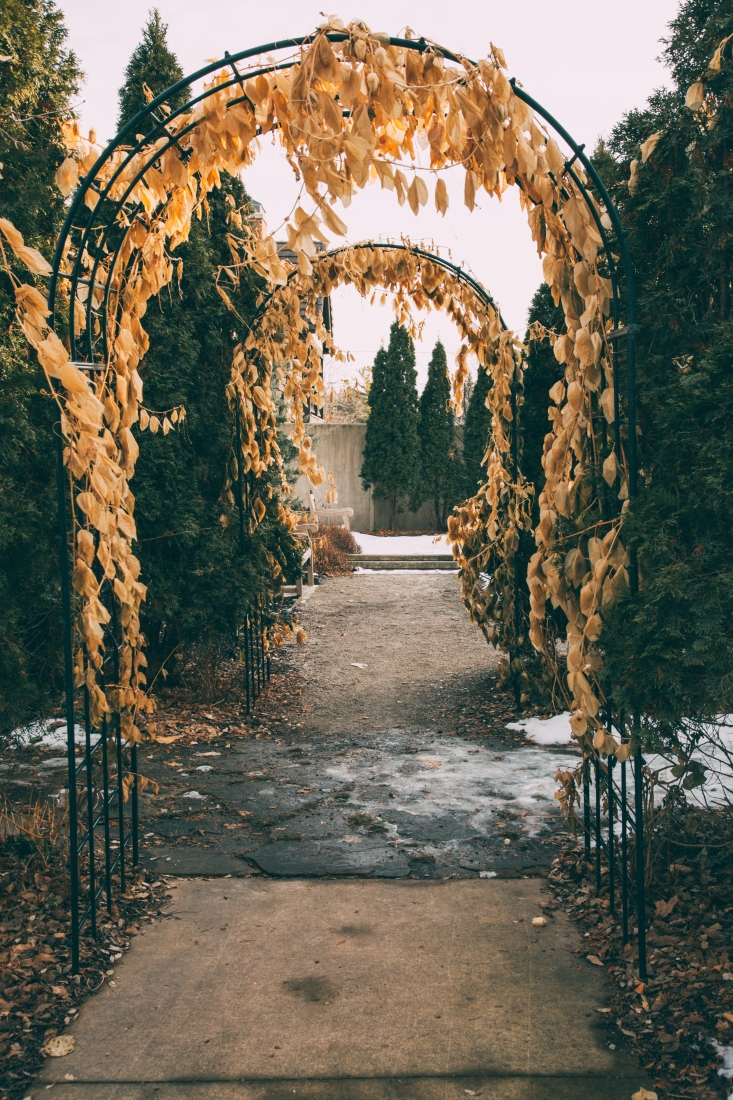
[[2, 19, 635, 759]]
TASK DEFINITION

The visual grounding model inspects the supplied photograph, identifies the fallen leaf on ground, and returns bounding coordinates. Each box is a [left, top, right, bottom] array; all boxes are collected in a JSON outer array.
[[586, 954, 604, 966], [419, 758, 442, 768], [42, 1035, 75, 1057], [532, 917, 547, 927], [654, 896, 678, 918], [631, 1090, 657, 1100]]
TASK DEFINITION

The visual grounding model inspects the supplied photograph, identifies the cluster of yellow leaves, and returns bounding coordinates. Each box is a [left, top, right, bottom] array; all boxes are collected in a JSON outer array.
[[0, 218, 153, 740], [446, 330, 531, 674]]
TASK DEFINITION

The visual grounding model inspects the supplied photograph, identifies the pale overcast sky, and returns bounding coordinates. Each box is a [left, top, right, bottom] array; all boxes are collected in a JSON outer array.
[[59, 0, 681, 390]]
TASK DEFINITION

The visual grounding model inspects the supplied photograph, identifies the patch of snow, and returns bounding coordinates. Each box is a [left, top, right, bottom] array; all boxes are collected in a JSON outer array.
[[508, 712, 733, 809], [194, 765, 213, 772], [11, 718, 97, 750], [711, 1040, 733, 1099], [479, 871, 498, 879], [506, 712, 574, 746], [354, 567, 456, 574], [326, 735, 580, 836], [181, 790, 206, 800], [351, 533, 450, 556]]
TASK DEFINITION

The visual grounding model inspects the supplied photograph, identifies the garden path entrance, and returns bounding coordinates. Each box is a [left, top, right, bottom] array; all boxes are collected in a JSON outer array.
[[38, 572, 649, 1098]]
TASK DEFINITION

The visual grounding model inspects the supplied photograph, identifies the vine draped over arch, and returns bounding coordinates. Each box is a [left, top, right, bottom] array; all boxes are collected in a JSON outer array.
[[1, 18, 635, 760]]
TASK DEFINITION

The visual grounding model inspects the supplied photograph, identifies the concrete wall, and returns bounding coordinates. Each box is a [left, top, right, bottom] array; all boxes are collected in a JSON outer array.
[[281, 423, 436, 532]]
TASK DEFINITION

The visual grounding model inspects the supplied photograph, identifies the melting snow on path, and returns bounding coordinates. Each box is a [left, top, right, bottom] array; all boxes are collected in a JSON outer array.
[[506, 712, 574, 745], [326, 735, 580, 836], [351, 533, 450, 556], [11, 718, 96, 749]]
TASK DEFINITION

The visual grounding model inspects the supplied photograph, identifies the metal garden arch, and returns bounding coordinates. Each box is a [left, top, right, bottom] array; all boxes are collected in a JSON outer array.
[[45, 30, 645, 973]]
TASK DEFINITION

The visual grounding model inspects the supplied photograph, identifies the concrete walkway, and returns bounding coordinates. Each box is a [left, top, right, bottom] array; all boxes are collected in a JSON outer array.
[[38, 877, 647, 1099], [34, 575, 651, 1098]]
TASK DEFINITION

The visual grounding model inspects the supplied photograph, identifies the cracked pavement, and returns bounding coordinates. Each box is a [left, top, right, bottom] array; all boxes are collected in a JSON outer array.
[[136, 573, 579, 879]]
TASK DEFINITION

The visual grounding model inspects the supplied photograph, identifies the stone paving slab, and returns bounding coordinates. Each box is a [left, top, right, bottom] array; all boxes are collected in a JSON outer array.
[[36, 878, 649, 1098], [34, 1076, 648, 1099]]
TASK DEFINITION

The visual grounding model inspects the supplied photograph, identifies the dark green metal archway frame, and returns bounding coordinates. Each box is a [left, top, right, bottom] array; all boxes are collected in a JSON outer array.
[[47, 30, 645, 975]]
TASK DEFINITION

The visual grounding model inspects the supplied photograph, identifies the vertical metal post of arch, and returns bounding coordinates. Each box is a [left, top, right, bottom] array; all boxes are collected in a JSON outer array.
[[52, 365, 139, 974], [509, 84, 648, 977]]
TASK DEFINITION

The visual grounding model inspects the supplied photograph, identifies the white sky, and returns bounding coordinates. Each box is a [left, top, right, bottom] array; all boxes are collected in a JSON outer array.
[[59, 0, 680, 390]]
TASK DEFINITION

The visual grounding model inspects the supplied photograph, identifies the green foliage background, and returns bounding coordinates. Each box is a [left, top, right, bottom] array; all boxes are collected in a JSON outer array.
[[416, 339, 464, 528], [0, 0, 81, 734], [360, 321, 421, 528], [589, 0, 733, 740], [0, 6, 300, 735]]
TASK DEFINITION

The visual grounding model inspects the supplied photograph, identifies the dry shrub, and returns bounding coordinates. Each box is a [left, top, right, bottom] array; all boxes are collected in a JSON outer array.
[[312, 524, 361, 575]]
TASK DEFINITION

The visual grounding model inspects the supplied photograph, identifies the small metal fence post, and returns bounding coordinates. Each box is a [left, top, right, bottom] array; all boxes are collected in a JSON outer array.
[[82, 684, 97, 939], [634, 737, 647, 978], [621, 757, 629, 944], [131, 741, 139, 867], [583, 760, 591, 861], [100, 712, 113, 913], [55, 430, 80, 973], [594, 757, 601, 894], [243, 615, 251, 715], [607, 755, 615, 916]]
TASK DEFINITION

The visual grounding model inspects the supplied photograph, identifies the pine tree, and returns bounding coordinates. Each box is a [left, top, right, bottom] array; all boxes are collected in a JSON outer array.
[[117, 9, 190, 134], [360, 322, 420, 529], [417, 339, 463, 528], [0, 1, 81, 736], [589, 0, 733, 740], [462, 365, 491, 496], [521, 283, 565, 502]]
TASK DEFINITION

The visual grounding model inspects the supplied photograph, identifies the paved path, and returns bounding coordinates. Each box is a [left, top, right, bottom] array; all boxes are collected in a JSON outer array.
[[133, 574, 579, 879], [34, 574, 650, 1097], [39, 878, 647, 1098]]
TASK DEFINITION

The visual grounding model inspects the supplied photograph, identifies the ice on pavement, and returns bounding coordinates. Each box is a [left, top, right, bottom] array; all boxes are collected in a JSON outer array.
[[351, 533, 450, 556], [506, 712, 574, 745], [326, 734, 580, 836]]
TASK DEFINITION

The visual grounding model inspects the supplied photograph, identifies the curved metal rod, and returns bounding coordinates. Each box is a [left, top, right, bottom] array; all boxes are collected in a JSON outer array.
[[246, 240, 509, 339], [51, 31, 633, 348]]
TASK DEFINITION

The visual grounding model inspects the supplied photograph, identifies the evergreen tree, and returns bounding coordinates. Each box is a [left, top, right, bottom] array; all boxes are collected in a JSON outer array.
[[117, 9, 190, 135], [360, 322, 420, 529], [589, 0, 733, 740], [417, 339, 463, 528], [462, 365, 491, 496], [118, 15, 299, 672], [0, 1, 81, 736], [521, 283, 565, 503]]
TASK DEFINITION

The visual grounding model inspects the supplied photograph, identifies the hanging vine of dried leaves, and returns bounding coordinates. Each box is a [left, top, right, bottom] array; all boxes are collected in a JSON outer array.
[[1, 19, 638, 767]]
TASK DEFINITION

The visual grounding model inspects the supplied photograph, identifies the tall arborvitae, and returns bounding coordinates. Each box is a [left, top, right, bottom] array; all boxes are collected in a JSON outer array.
[[117, 9, 190, 134], [462, 366, 491, 496], [0, 1, 81, 737], [417, 339, 463, 528], [118, 14, 299, 672], [591, 0, 733, 740], [521, 283, 565, 506], [361, 322, 421, 529]]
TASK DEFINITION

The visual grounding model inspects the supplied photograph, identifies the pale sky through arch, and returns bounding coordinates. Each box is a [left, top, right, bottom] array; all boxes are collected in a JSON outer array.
[[58, 0, 681, 391]]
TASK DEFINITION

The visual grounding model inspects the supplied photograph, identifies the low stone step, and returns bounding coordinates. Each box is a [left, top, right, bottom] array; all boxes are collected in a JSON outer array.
[[349, 555, 457, 570], [349, 553, 454, 561]]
